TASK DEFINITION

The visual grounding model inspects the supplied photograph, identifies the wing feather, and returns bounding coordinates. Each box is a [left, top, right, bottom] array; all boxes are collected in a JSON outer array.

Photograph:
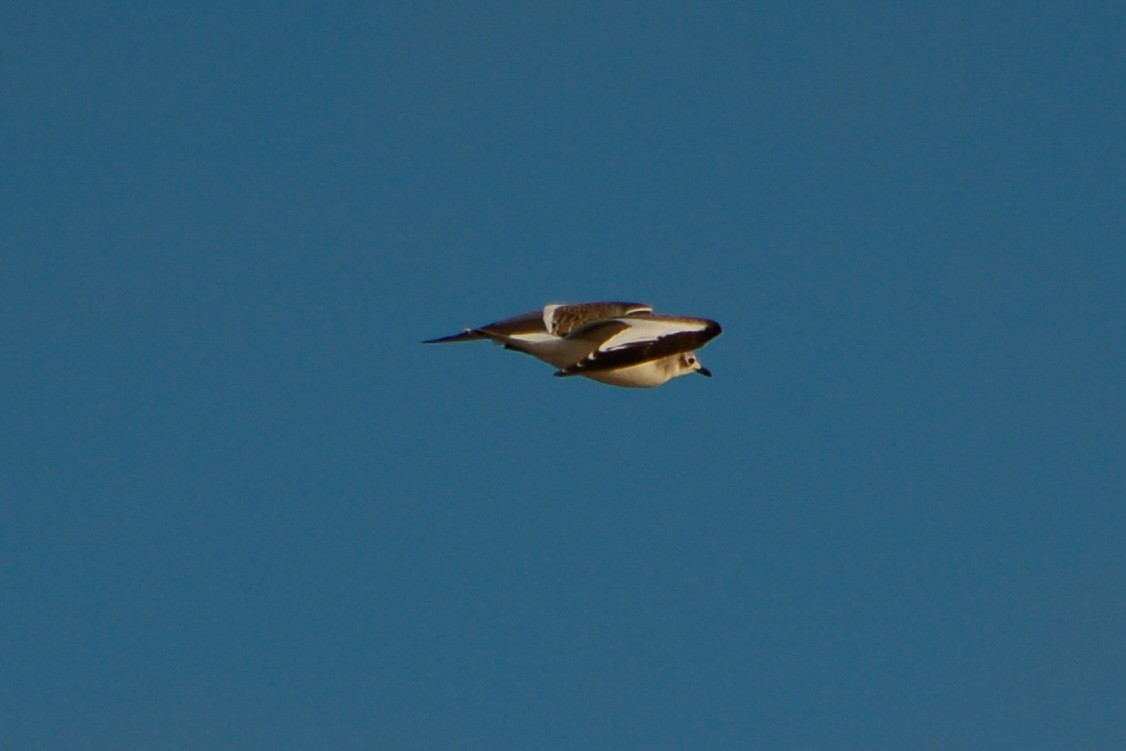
[[545, 301, 652, 336]]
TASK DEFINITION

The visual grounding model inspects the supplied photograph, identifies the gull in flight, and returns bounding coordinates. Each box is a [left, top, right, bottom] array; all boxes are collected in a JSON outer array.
[[424, 301, 722, 388]]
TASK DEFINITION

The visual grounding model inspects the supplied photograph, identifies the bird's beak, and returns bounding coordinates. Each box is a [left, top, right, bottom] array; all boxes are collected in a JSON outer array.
[[697, 366, 712, 377]]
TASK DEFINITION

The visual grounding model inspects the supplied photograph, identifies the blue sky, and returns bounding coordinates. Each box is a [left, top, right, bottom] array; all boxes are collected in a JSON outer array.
[[3, 2, 1124, 749]]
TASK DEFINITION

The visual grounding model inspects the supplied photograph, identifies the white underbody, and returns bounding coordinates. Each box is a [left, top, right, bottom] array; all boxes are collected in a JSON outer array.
[[577, 357, 683, 388], [506, 336, 683, 387]]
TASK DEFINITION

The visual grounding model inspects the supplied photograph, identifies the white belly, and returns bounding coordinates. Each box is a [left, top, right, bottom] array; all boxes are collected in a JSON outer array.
[[578, 358, 676, 388]]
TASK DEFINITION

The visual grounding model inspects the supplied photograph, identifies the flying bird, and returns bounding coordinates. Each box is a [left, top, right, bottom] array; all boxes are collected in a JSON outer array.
[[424, 301, 722, 388]]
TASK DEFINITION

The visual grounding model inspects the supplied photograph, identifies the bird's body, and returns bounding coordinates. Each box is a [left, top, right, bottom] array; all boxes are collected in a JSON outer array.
[[424, 301, 722, 388], [571, 356, 698, 388]]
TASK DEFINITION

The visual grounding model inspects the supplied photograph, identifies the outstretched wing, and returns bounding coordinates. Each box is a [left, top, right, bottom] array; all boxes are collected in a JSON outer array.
[[555, 315, 722, 376], [424, 302, 651, 344], [422, 308, 546, 344]]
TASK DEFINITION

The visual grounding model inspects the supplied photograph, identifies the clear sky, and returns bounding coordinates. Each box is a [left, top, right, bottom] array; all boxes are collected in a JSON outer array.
[[3, 3, 1124, 749]]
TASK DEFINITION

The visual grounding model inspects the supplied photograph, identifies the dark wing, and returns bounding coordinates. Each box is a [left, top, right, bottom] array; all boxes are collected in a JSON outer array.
[[555, 316, 721, 376]]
